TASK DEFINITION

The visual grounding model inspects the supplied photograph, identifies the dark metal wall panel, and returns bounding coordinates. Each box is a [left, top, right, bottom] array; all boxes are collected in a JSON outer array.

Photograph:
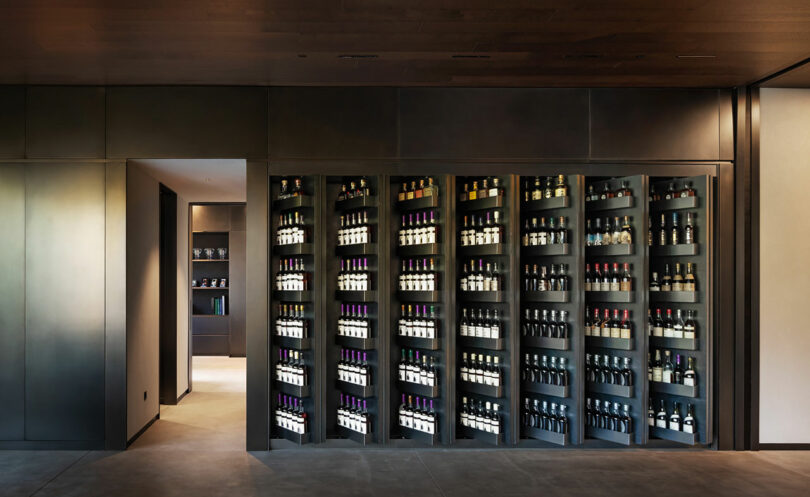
[[399, 89, 589, 159], [26, 87, 106, 159], [0, 87, 25, 158], [229, 229, 247, 356], [268, 87, 398, 159], [590, 89, 721, 161], [0, 165, 25, 440], [25, 163, 106, 441], [106, 87, 268, 159]]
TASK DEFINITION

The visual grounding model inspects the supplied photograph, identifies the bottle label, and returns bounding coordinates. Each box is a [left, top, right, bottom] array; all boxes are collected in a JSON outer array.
[[669, 420, 680, 431], [656, 418, 667, 429], [620, 329, 631, 340], [684, 376, 695, 387], [684, 423, 694, 434]]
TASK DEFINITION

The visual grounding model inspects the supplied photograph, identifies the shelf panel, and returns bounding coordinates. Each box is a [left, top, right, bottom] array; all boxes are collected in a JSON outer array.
[[273, 290, 312, 302], [335, 335, 376, 350], [650, 197, 699, 211], [397, 195, 439, 210], [273, 243, 314, 255], [586, 291, 634, 303], [522, 382, 569, 398], [649, 336, 698, 351], [335, 290, 377, 302], [192, 287, 229, 291], [397, 381, 439, 398], [458, 243, 504, 256], [458, 381, 503, 399], [523, 196, 570, 211], [192, 314, 229, 318], [649, 426, 698, 445], [585, 426, 632, 445], [650, 244, 699, 256], [336, 426, 374, 445], [522, 336, 569, 351], [192, 259, 229, 262], [336, 380, 374, 398], [335, 243, 377, 256], [586, 382, 634, 398], [649, 291, 698, 303], [396, 335, 440, 350], [335, 195, 377, 211], [273, 336, 311, 350], [397, 243, 441, 256], [522, 291, 570, 303], [586, 244, 634, 256], [650, 381, 698, 398], [585, 196, 634, 211], [396, 290, 440, 303], [274, 381, 310, 398], [397, 426, 439, 446], [273, 196, 313, 210], [457, 291, 503, 303], [457, 335, 505, 351], [457, 195, 504, 211], [456, 425, 504, 446], [523, 244, 570, 256], [523, 427, 569, 446], [585, 336, 634, 351], [275, 426, 311, 445]]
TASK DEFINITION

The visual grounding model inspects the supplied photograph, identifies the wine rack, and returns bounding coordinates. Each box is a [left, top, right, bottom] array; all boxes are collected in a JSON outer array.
[[647, 175, 712, 446], [270, 175, 319, 446], [454, 175, 513, 446], [583, 175, 649, 446], [518, 174, 584, 447]]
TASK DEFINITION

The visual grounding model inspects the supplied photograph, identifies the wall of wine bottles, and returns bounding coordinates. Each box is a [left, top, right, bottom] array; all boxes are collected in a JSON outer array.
[[266, 172, 713, 448]]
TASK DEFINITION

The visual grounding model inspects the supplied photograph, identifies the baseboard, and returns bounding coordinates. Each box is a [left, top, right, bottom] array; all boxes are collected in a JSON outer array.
[[126, 413, 160, 447], [758, 443, 810, 450], [176, 389, 190, 404], [0, 440, 104, 450]]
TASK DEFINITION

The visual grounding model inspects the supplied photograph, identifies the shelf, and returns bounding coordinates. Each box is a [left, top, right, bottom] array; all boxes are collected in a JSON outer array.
[[650, 244, 699, 256], [397, 243, 441, 256], [336, 426, 374, 445], [397, 381, 439, 398], [335, 243, 377, 256], [192, 287, 229, 291], [523, 196, 570, 211], [650, 197, 699, 212], [398, 426, 439, 446], [522, 382, 569, 398], [522, 336, 569, 351], [586, 291, 634, 303], [335, 335, 376, 350], [192, 314, 229, 318], [275, 426, 311, 445], [458, 381, 503, 399], [335, 290, 377, 302], [458, 243, 504, 256], [335, 195, 377, 211], [522, 291, 570, 303], [649, 336, 698, 350], [273, 290, 312, 302], [457, 335, 505, 351], [586, 382, 634, 398], [274, 243, 314, 255], [274, 381, 310, 398], [585, 336, 634, 351], [585, 426, 632, 445], [336, 380, 374, 398], [273, 336, 311, 350], [586, 244, 634, 256], [456, 425, 504, 446], [457, 291, 503, 303], [457, 195, 504, 211], [397, 335, 440, 350], [649, 426, 698, 445], [649, 291, 698, 303], [398, 195, 439, 210], [650, 381, 698, 398], [396, 290, 440, 303], [586, 196, 634, 211], [523, 427, 569, 446], [523, 244, 570, 256], [273, 196, 313, 210], [192, 259, 229, 262]]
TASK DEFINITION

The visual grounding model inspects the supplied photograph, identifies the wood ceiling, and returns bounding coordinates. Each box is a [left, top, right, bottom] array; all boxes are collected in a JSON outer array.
[[1, 1, 809, 87]]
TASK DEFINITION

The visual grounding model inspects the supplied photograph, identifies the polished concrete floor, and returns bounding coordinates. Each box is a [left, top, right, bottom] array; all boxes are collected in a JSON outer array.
[[2, 357, 809, 497]]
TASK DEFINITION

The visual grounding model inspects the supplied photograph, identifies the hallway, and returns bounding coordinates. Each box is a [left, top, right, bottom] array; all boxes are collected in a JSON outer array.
[[2, 357, 809, 497]]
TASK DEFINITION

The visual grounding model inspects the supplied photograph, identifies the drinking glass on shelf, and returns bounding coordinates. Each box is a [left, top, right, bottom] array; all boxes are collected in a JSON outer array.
[[193, 248, 202, 259], [204, 248, 215, 259], [217, 248, 228, 259]]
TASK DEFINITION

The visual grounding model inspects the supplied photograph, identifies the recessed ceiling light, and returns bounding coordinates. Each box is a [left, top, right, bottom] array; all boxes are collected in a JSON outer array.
[[677, 55, 716, 59], [338, 54, 378, 59]]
